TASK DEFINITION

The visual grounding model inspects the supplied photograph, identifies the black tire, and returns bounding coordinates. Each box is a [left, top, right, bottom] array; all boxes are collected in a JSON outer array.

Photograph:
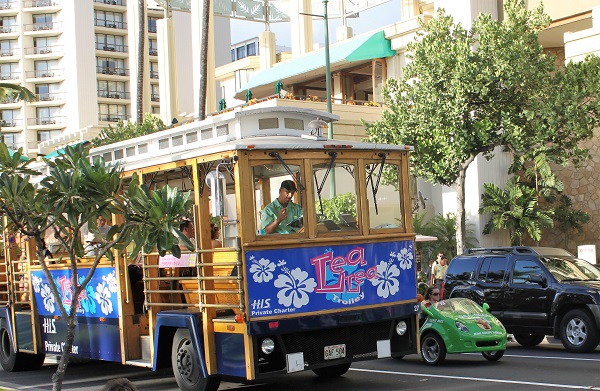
[[171, 328, 221, 391], [0, 326, 21, 372], [513, 333, 546, 347], [482, 350, 504, 361], [312, 362, 351, 378], [559, 309, 600, 353], [421, 333, 446, 366]]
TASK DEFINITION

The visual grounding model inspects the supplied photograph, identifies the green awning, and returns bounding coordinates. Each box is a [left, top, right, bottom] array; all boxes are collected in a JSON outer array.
[[235, 30, 395, 99], [44, 141, 89, 159], [7, 148, 30, 162]]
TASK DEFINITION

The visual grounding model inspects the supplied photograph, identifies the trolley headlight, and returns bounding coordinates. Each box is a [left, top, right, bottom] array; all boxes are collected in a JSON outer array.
[[395, 321, 407, 336], [261, 338, 275, 354]]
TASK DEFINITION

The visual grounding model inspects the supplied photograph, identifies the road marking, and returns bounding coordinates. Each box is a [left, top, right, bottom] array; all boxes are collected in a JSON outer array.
[[350, 368, 600, 390], [463, 352, 600, 362]]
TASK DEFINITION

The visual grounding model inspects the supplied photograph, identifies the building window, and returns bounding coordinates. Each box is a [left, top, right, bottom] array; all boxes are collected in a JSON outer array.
[[1, 132, 20, 149], [0, 62, 19, 80], [149, 39, 157, 55], [98, 103, 126, 122], [247, 42, 256, 56], [147, 16, 159, 33], [34, 59, 58, 77], [1, 109, 22, 126], [0, 39, 17, 56], [37, 129, 61, 142]]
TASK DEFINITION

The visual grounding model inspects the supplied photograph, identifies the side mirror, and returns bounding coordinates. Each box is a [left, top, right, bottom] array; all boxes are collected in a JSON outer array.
[[527, 273, 547, 286], [482, 302, 490, 312], [206, 170, 226, 217]]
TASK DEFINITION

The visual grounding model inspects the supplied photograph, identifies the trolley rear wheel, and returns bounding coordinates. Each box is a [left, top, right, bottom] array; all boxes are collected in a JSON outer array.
[[171, 328, 221, 391]]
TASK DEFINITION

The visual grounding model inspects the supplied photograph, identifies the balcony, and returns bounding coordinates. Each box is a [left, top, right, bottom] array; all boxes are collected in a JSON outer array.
[[24, 21, 62, 32], [149, 49, 157, 56], [0, 1, 17, 10], [0, 72, 20, 80], [0, 119, 22, 127], [0, 95, 19, 104], [0, 49, 16, 56], [35, 92, 64, 102], [98, 114, 127, 122], [96, 66, 129, 76], [24, 45, 63, 55], [28, 116, 65, 126], [94, 19, 127, 29], [94, 0, 126, 5], [95, 42, 128, 53], [26, 69, 64, 79], [150, 71, 159, 79], [23, 0, 60, 7], [150, 94, 159, 102], [98, 90, 130, 99], [0, 25, 18, 34]]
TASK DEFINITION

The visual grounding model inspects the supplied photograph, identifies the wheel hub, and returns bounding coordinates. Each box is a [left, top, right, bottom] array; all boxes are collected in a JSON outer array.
[[567, 318, 586, 345]]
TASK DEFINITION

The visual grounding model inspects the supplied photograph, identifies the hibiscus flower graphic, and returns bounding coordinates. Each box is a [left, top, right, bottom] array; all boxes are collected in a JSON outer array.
[[274, 267, 317, 308], [249, 257, 276, 283], [32, 274, 42, 294], [40, 284, 56, 313], [396, 247, 413, 270], [369, 261, 400, 298], [95, 282, 113, 315], [103, 271, 118, 293]]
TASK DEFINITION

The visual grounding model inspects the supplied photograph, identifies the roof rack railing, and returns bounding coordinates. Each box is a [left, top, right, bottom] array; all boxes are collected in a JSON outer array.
[[464, 246, 536, 255]]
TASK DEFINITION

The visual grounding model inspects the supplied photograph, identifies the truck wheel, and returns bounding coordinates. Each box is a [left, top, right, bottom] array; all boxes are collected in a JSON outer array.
[[482, 350, 504, 361], [559, 309, 600, 353], [171, 328, 221, 391], [312, 362, 351, 378], [513, 333, 545, 347], [421, 333, 446, 366], [0, 326, 24, 372]]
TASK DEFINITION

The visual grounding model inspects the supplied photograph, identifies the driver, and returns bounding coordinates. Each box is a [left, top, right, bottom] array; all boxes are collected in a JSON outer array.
[[261, 180, 303, 234]]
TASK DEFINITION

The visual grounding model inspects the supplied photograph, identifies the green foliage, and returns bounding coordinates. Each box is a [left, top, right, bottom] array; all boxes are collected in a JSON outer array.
[[91, 113, 167, 147], [554, 195, 590, 246], [0, 142, 193, 389], [318, 192, 356, 223], [480, 176, 554, 245], [0, 82, 36, 103], [364, 0, 600, 253], [413, 212, 478, 259]]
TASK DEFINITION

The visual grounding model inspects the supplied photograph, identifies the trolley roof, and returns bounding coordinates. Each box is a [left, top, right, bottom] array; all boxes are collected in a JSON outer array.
[[89, 101, 412, 171]]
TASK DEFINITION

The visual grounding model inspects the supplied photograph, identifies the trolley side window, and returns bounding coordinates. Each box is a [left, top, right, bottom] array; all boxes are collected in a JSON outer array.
[[365, 162, 404, 230], [253, 163, 304, 236], [312, 161, 359, 235]]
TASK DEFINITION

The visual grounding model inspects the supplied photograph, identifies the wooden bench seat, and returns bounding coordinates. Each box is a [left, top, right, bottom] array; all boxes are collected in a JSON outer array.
[[181, 251, 241, 314]]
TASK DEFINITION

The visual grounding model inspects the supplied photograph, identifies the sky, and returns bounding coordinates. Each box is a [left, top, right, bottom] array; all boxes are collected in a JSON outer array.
[[229, 0, 402, 47]]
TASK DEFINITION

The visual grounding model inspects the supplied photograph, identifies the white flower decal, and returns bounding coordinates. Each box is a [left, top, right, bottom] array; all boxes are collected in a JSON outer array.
[[249, 257, 276, 283], [103, 271, 118, 293], [274, 267, 317, 308], [396, 247, 413, 270], [32, 275, 42, 293], [95, 282, 113, 315], [369, 261, 400, 298], [40, 284, 56, 313]]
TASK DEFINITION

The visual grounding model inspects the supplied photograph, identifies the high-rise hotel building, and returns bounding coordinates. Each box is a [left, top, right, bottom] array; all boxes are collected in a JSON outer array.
[[0, 0, 164, 156]]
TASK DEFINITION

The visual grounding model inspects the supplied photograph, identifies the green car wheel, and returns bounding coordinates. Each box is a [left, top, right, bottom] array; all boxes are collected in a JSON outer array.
[[482, 350, 504, 361], [421, 333, 446, 366]]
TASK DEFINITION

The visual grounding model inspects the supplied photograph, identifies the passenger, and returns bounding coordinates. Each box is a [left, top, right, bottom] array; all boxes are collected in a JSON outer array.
[[432, 256, 448, 290], [83, 215, 111, 256], [211, 223, 222, 248], [423, 286, 441, 309], [103, 377, 138, 391], [261, 180, 303, 234], [178, 219, 196, 249]]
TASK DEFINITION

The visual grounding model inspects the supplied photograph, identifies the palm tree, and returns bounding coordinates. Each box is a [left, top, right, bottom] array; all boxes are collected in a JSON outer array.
[[480, 176, 554, 245], [198, 0, 210, 119], [136, 0, 145, 124], [0, 83, 36, 104]]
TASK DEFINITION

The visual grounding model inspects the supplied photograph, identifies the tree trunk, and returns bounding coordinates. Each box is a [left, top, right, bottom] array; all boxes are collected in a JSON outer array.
[[52, 286, 81, 391], [455, 156, 475, 255], [137, 0, 145, 124], [197, 0, 210, 119]]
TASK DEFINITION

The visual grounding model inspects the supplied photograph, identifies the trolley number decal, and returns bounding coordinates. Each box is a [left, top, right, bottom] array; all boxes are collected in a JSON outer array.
[[324, 344, 346, 360]]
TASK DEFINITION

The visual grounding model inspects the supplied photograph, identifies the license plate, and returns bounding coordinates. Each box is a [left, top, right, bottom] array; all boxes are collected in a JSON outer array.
[[324, 344, 346, 360]]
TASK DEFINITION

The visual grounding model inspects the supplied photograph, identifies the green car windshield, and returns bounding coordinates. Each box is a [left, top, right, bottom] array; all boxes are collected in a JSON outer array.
[[432, 298, 484, 315]]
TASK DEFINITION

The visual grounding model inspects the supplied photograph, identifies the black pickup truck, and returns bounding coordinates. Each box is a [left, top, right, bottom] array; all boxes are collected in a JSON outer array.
[[443, 246, 600, 352]]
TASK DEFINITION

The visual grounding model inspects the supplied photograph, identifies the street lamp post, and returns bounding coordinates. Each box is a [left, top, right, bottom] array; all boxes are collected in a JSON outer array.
[[322, 0, 336, 196]]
